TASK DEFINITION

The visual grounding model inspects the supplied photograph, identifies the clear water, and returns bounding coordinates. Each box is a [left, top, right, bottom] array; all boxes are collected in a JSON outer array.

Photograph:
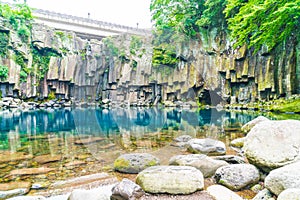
[[0, 107, 298, 194]]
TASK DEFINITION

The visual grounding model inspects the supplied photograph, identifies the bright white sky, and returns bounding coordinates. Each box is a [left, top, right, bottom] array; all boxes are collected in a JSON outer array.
[[2, 0, 153, 28]]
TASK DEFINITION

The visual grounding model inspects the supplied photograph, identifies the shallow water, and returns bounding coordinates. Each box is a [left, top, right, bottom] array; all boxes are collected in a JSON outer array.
[[0, 107, 298, 195]]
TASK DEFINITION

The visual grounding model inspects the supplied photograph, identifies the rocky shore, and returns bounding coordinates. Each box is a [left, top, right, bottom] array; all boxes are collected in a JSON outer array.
[[1, 116, 299, 200]]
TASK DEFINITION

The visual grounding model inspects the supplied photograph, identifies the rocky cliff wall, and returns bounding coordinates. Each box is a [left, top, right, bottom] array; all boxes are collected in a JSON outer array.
[[0, 20, 299, 106]]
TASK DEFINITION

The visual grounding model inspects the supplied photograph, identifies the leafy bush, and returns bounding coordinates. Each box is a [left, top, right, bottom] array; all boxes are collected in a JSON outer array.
[[0, 65, 8, 81]]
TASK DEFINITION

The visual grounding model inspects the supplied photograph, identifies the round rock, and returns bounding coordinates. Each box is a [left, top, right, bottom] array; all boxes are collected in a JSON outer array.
[[114, 153, 160, 174], [244, 120, 300, 171], [277, 188, 300, 200], [187, 138, 226, 155], [136, 166, 204, 194], [214, 164, 260, 190], [111, 178, 144, 200], [265, 161, 300, 196], [169, 154, 228, 177], [207, 185, 243, 200]]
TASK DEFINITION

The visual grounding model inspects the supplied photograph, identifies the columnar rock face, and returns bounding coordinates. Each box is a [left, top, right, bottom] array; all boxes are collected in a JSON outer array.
[[0, 18, 299, 104]]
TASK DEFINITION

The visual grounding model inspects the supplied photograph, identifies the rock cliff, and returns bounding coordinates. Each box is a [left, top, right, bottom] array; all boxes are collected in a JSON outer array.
[[0, 20, 299, 105]]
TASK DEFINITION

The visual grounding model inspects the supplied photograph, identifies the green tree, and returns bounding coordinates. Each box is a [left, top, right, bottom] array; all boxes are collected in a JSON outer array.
[[225, 0, 300, 51]]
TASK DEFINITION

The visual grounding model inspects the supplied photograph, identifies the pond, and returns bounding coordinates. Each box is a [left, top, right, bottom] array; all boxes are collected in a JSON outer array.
[[0, 107, 299, 195]]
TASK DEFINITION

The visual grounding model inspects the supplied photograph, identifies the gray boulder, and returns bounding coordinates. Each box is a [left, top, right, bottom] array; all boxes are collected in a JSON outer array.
[[252, 189, 273, 200], [169, 154, 228, 177], [206, 185, 243, 200], [136, 166, 204, 194], [241, 116, 269, 133], [111, 178, 144, 200], [243, 120, 300, 171], [277, 188, 300, 200], [114, 153, 160, 174], [214, 164, 260, 190], [265, 161, 300, 196], [187, 138, 226, 155]]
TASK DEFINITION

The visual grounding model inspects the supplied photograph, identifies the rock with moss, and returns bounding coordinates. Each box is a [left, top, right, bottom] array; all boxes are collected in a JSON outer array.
[[136, 166, 204, 194], [114, 153, 160, 174]]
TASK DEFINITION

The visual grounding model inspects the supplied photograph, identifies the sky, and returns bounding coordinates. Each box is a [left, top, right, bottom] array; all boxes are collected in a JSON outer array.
[[2, 0, 153, 28]]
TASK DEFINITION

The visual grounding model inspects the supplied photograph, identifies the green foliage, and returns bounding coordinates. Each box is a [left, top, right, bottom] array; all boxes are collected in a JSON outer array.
[[225, 0, 300, 52], [152, 43, 179, 67], [32, 47, 61, 80], [0, 3, 33, 43], [0, 32, 9, 58], [130, 35, 143, 55], [0, 64, 8, 81], [102, 37, 119, 57], [48, 90, 56, 100]]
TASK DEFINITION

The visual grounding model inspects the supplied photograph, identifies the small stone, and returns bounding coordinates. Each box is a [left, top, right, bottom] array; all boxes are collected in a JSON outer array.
[[111, 178, 145, 200], [173, 135, 193, 142], [252, 188, 273, 200], [212, 155, 246, 164], [207, 185, 243, 200], [187, 138, 226, 155], [114, 153, 160, 174], [214, 164, 260, 190], [136, 166, 204, 194], [75, 137, 105, 145], [68, 189, 110, 200], [230, 137, 245, 148]]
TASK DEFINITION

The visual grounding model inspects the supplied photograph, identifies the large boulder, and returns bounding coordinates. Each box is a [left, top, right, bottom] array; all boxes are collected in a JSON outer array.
[[187, 138, 226, 155], [136, 166, 204, 194], [277, 188, 300, 200], [114, 153, 160, 174], [243, 120, 300, 171], [206, 185, 243, 200], [169, 154, 228, 177], [241, 116, 270, 133], [265, 161, 300, 196], [214, 164, 260, 190]]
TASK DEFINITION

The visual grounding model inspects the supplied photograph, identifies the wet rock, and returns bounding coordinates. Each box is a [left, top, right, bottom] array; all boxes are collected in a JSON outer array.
[[171, 135, 193, 148], [187, 138, 226, 155], [244, 120, 300, 171], [0, 182, 31, 200], [33, 155, 62, 164], [206, 185, 243, 200], [214, 164, 260, 190], [241, 116, 269, 133], [111, 178, 145, 200], [265, 161, 300, 195], [64, 161, 85, 169], [114, 153, 160, 174], [277, 188, 300, 200], [136, 166, 204, 194], [230, 137, 245, 148], [0, 152, 33, 164], [169, 154, 228, 177], [9, 167, 56, 176], [212, 155, 246, 164], [252, 188, 273, 200]]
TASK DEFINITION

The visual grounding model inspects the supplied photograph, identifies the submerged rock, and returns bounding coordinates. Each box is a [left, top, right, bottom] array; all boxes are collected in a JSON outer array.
[[265, 161, 300, 196], [111, 178, 145, 200], [0, 182, 31, 200], [169, 154, 228, 177], [244, 120, 300, 171], [136, 166, 204, 194], [9, 168, 56, 176], [114, 153, 160, 174], [187, 138, 226, 155], [214, 164, 260, 190]]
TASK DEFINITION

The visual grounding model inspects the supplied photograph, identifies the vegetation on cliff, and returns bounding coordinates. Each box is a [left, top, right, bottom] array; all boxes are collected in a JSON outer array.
[[150, 0, 300, 62]]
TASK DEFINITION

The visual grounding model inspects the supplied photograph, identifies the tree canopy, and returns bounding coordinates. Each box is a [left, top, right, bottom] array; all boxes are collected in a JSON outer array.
[[150, 0, 300, 52]]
